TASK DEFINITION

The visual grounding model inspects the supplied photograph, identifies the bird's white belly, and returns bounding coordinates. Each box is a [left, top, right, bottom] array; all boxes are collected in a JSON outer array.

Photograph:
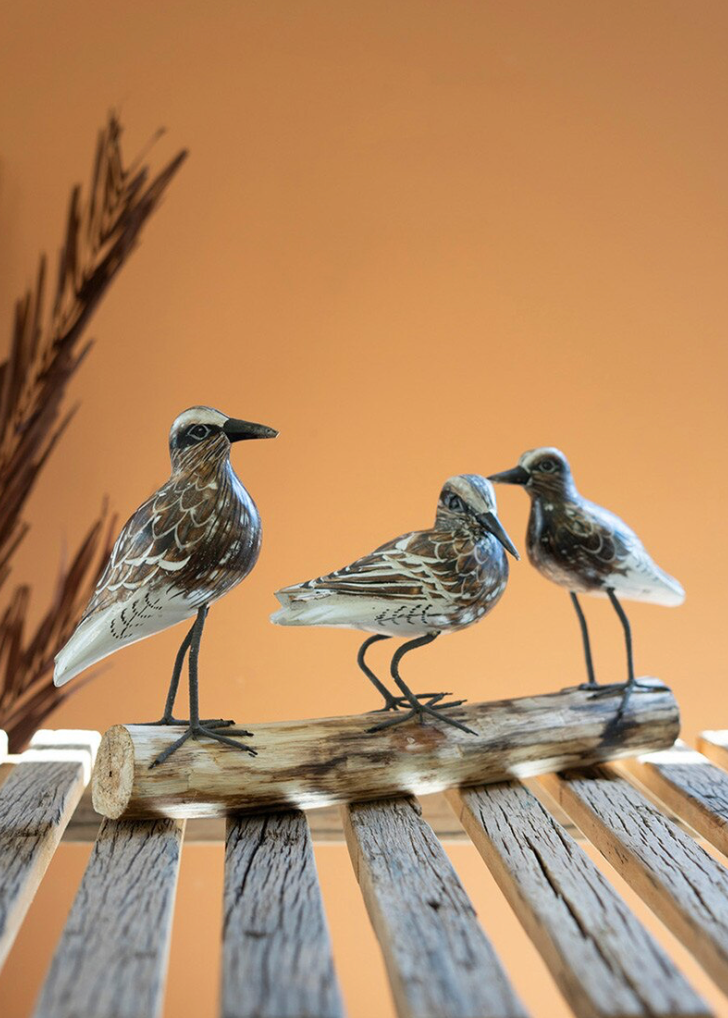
[[54, 586, 199, 686]]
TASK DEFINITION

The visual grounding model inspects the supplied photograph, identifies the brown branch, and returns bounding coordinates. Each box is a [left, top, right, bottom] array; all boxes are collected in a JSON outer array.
[[0, 113, 187, 749]]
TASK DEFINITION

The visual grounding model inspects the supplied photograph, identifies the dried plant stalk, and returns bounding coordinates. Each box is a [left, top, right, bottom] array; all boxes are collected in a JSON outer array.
[[0, 114, 187, 748]]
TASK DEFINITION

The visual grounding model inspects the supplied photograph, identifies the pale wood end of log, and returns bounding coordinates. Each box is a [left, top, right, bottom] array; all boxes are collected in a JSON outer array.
[[449, 782, 710, 1018], [92, 684, 679, 820], [0, 730, 7, 762]]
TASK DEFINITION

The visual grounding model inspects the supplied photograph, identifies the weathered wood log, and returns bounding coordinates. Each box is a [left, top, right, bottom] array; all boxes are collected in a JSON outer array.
[[0, 729, 99, 970], [449, 782, 709, 1018], [92, 683, 679, 820], [623, 741, 728, 859], [221, 810, 344, 1018], [541, 766, 728, 997], [33, 818, 183, 1018], [342, 795, 527, 1018]]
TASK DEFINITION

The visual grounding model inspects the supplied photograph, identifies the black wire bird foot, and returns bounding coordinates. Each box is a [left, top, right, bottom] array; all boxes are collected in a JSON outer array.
[[149, 724, 257, 768], [135, 717, 237, 728], [370, 692, 466, 713], [367, 697, 477, 736], [587, 678, 669, 700]]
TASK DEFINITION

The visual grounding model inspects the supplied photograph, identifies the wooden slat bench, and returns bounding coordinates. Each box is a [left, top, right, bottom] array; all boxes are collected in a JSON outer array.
[[4, 720, 728, 1017]]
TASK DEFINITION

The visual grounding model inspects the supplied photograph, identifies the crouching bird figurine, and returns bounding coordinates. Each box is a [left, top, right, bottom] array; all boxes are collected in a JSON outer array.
[[489, 447, 684, 702], [271, 474, 519, 735], [54, 406, 278, 767]]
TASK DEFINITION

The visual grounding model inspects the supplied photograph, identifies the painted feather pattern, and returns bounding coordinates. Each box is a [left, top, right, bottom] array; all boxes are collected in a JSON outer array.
[[273, 474, 515, 636], [54, 407, 274, 686]]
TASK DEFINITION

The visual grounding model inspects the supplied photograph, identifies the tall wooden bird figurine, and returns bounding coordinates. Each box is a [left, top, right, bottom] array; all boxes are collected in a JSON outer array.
[[271, 474, 518, 734], [54, 406, 278, 766], [489, 447, 684, 700]]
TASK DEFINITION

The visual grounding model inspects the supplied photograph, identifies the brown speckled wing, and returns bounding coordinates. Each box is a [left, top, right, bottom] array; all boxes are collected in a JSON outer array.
[[80, 480, 200, 621]]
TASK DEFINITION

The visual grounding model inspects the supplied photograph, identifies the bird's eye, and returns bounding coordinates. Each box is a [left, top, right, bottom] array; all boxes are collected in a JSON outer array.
[[190, 424, 210, 441], [539, 459, 556, 472], [446, 494, 466, 513]]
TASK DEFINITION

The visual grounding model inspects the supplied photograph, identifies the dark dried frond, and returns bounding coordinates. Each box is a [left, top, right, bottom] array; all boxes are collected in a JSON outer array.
[[0, 114, 187, 748]]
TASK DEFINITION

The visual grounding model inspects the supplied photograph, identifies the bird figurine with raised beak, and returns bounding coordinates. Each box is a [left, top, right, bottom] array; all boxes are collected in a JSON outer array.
[[271, 474, 518, 734], [489, 447, 684, 701], [54, 406, 278, 767]]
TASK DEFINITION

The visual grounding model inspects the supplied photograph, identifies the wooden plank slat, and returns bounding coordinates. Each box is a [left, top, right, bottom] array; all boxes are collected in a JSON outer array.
[[697, 732, 728, 774], [221, 810, 344, 1018], [541, 766, 728, 996], [0, 729, 99, 970], [450, 782, 710, 1018], [623, 741, 728, 858], [33, 818, 184, 1018], [343, 795, 528, 1018]]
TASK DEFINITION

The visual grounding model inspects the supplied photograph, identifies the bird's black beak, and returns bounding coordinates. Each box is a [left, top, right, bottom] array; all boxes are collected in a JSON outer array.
[[488, 465, 530, 486], [223, 418, 279, 442], [477, 511, 520, 560]]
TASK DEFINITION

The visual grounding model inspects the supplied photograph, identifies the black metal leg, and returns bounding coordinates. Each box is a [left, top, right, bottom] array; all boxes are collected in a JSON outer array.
[[358, 635, 399, 709], [367, 633, 475, 736], [150, 605, 256, 768], [570, 592, 598, 689], [136, 618, 234, 729], [607, 589, 635, 686]]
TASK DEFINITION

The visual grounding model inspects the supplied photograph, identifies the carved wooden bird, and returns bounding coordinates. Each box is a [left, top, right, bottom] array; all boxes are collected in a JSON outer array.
[[54, 406, 278, 766], [489, 447, 684, 699], [271, 474, 518, 734]]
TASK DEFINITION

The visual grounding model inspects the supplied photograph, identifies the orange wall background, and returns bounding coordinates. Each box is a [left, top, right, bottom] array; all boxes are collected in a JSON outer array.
[[1, 2, 728, 1016]]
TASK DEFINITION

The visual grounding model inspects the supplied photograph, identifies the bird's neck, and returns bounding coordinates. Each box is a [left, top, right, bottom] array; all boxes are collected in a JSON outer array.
[[528, 477, 579, 504]]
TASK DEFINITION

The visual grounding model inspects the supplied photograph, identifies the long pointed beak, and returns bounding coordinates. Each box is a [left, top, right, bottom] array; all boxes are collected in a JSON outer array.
[[478, 511, 520, 559], [488, 465, 529, 486], [223, 418, 279, 442]]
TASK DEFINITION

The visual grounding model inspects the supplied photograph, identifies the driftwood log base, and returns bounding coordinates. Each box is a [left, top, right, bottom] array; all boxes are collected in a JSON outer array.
[[92, 680, 679, 820]]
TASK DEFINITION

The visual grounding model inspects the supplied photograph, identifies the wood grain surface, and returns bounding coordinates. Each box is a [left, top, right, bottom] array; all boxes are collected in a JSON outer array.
[[0, 729, 98, 970], [33, 818, 184, 1018], [343, 795, 528, 1018], [542, 766, 728, 996], [450, 781, 710, 1018], [221, 810, 344, 1018], [92, 684, 679, 819]]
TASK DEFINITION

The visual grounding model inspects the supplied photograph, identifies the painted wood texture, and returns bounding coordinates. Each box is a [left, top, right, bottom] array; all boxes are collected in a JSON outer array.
[[623, 741, 728, 858], [93, 684, 679, 819], [343, 795, 527, 1018], [33, 818, 184, 1018], [221, 810, 344, 1018], [450, 782, 709, 1018], [0, 729, 98, 970], [541, 766, 728, 996]]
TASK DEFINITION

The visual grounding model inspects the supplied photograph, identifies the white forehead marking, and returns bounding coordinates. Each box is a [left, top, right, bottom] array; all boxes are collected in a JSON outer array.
[[170, 406, 228, 439], [444, 474, 497, 512], [519, 446, 569, 471]]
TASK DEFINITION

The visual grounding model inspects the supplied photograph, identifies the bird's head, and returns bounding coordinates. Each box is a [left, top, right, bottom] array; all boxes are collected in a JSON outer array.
[[489, 447, 576, 498], [436, 474, 519, 558], [169, 406, 278, 472]]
